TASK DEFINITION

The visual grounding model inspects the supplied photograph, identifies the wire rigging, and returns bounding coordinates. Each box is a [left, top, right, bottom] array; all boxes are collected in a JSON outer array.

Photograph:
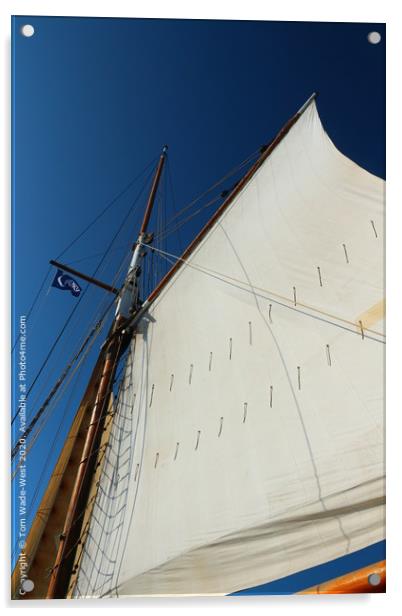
[[64, 245, 128, 267], [143, 244, 386, 344], [11, 254, 130, 561], [55, 156, 158, 261], [12, 358, 84, 562], [23, 249, 132, 430], [11, 265, 52, 353], [11, 157, 157, 354], [11, 230, 141, 568], [12, 280, 120, 485], [16, 163, 157, 414], [166, 157, 183, 255], [155, 195, 221, 244], [153, 148, 260, 242], [11, 300, 110, 458]]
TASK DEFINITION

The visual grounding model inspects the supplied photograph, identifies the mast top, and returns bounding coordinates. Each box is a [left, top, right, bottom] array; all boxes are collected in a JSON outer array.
[[116, 144, 168, 320]]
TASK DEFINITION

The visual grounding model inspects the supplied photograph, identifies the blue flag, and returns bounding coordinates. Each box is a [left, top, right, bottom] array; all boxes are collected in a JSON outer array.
[[51, 269, 82, 297]]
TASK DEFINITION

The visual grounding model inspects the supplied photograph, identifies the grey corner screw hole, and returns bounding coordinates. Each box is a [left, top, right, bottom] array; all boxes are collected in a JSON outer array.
[[21, 24, 35, 38], [21, 578, 35, 592], [368, 572, 381, 587], [367, 31, 381, 45]]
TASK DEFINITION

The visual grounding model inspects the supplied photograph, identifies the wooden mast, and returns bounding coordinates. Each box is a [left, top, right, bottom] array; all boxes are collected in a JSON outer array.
[[45, 147, 168, 599], [11, 352, 108, 600]]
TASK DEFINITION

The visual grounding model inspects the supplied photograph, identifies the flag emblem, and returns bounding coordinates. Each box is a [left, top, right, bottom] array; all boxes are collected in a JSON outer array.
[[51, 269, 82, 297]]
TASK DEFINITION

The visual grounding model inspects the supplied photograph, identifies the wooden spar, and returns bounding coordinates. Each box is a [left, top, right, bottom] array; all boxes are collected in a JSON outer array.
[[140, 145, 168, 235], [11, 351, 107, 600], [300, 560, 386, 594], [46, 147, 168, 599], [49, 260, 119, 294], [145, 94, 317, 308], [45, 331, 121, 599]]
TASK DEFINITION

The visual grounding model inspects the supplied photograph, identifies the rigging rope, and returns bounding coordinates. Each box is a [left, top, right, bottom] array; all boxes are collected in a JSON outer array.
[[12, 243, 133, 451], [12, 311, 106, 459], [11, 298, 113, 469], [11, 314, 126, 564], [11, 324, 108, 564], [11, 245, 135, 564], [142, 244, 385, 343], [154, 195, 221, 244], [45, 332, 124, 585], [64, 245, 128, 267], [166, 157, 183, 254], [12, 408, 115, 565], [55, 156, 158, 261], [11, 156, 157, 353], [15, 162, 157, 414], [21, 247, 132, 431], [11, 265, 52, 353], [69, 341, 134, 593], [152, 148, 260, 243], [11, 358, 85, 563]]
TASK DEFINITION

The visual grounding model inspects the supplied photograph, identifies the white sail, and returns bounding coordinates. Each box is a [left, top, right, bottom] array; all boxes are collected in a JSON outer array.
[[73, 100, 385, 597]]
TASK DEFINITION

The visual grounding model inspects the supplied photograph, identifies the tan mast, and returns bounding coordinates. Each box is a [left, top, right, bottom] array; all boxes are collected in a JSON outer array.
[[11, 147, 167, 599], [44, 146, 168, 599], [11, 351, 107, 599]]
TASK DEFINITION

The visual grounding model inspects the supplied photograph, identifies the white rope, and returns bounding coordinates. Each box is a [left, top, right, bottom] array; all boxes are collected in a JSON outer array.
[[141, 243, 385, 344]]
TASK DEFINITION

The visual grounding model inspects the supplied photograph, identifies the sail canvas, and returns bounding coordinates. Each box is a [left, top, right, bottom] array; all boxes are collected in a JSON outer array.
[[73, 100, 385, 597]]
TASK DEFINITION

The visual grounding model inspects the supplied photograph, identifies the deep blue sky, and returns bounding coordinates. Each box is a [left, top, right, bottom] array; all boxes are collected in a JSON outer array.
[[11, 16, 385, 561]]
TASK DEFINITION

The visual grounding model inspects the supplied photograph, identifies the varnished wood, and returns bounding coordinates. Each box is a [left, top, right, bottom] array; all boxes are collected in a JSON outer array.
[[300, 560, 386, 594]]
